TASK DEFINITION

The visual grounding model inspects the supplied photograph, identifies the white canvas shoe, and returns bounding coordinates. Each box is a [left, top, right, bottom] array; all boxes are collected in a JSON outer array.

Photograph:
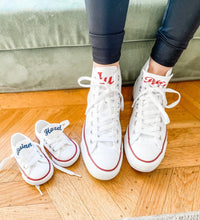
[[78, 65, 124, 180], [35, 120, 80, 168], [124, 58, 181, 172], [0, 133, 54, 195]]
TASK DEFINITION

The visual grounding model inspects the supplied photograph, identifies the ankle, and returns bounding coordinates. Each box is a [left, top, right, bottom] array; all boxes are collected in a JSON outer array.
[[93, 61, 119, 68], [148, 58, 172, 76]]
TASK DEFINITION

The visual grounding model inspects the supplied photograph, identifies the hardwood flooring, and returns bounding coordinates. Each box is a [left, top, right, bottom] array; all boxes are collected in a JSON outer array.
[[0, 81, 199, 220]]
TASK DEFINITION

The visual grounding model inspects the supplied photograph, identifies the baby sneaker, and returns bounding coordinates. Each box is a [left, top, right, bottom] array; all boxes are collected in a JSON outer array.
[[35, 120, 80, 169], [124, 58, 181, 172], [78, 65, 124, 180], [0, 133, 54, 195]]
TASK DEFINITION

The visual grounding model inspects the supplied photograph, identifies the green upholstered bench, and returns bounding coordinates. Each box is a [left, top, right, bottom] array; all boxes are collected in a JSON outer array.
[[0, 0, 199, 92]]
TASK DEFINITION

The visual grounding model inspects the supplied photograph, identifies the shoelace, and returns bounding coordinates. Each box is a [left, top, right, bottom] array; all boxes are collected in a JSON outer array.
[[39, 142, 81, 178], [131, 84, 181, 142], [78, 76, 124, 146], [40, 120, 81, 178], [0, 138, 81, 195], [44, 120, 73, 152], [0, 142, 46, 195]]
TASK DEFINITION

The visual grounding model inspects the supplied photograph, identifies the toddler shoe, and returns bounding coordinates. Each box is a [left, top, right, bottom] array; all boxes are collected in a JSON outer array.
[[0, 133, 54, 195], [35, 120, 80, 168], [124, 58, 181, 172]]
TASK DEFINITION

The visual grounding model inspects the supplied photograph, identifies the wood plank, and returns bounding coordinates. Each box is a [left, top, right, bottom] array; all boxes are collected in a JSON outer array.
[[101, 157, 145, 217], [66, 158, 125, 220], [158, 127, 200, 169], [176, 82, 200, 120], [0, 89, 88, 109], [0, 203, 61, 220], [162, 167, 199, 214], [0, 81, 199, 219], [193, 81, 200, 88], [133, 169, 173, 217], [160, 145, 200, 169], [167, 127, 200, 148], [0, 181, 51, 208], [0, 86, 134, 110], [44, 172, 93, 220], [166, 105, 200, 129], [0, 82, 180, 110], [192, 168, 200, 211]]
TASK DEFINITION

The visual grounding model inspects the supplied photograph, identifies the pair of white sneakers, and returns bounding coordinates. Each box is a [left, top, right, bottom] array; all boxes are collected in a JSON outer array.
[[0, 120, 80, 195], [78, 58, 181, 180]]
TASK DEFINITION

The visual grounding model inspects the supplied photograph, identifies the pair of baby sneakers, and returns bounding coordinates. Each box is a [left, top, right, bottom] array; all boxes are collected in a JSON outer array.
[[0, 120, 80, 195]]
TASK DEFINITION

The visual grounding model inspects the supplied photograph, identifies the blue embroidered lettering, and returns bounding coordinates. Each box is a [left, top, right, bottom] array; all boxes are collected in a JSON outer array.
[[44, 125, 61, 136], [17, 143, 32, 155]]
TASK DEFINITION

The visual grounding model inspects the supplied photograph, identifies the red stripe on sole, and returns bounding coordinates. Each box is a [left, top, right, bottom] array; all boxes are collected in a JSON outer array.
[[83, 121, 122, 172], [44, 138, 78, 162], [127, 126, 167, 163], [17, 151, 52, 182]]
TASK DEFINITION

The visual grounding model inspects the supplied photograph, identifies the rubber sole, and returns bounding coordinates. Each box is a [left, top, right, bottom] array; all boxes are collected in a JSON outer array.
[[45, 139, 80, 167], [20, 162, 54, 186], [36, 135, 80, 168], [81, 128, 123, 180], [124, 128, 167, 172]]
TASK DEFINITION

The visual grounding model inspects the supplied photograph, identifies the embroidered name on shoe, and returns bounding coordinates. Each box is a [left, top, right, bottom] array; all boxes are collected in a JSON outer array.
[[144, 76, 166, 87], [17, 143, 32, 155], [97, 72, 114, 85], [44, 125, 62, 136]]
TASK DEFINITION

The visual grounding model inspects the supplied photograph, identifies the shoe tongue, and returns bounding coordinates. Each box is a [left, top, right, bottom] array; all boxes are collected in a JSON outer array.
[[91, 66, 119, 148], [142, 70, 172, 88], [42, 124, 62, 140], [16, 139, 33, 156], [92, 66, 118, 87]]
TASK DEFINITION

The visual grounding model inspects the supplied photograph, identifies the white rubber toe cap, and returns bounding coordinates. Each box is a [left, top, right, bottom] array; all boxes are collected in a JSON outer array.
[[124, 127, 167, 172]]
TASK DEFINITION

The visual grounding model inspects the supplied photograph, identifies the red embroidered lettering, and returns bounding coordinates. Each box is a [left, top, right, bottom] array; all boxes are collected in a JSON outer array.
[[97, 72, 114, 85], [144, 77, 166, 87]]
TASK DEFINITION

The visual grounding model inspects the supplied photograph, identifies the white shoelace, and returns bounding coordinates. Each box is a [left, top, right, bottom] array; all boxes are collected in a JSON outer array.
[[43, 120, 73, 152], [39, 120, 81, 177], [0, 142, 46, 195], [132, 84, 181, 142], [0, 135, 81, 195], [39, 143, 81, 178], [78, 76, 124, 147]]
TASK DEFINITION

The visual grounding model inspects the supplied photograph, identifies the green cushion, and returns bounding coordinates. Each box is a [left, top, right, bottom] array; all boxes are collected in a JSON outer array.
[[0, 0, 199, 50], [0, 39, 199, 92], [0, 0, 199, 92]]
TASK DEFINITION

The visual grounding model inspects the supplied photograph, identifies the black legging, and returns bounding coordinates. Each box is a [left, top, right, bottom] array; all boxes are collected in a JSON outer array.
[[85, 0, 200, 67]]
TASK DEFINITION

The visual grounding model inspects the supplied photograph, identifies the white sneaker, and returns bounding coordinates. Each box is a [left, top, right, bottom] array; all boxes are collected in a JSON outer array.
[[35, 120, 80, 168], [0, 133, 54, 195], [78, 65, 124, 180], [124, 58, 181, 172]]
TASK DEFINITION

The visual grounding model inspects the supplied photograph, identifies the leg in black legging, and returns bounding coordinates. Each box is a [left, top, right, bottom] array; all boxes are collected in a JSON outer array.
[[85, 0, 200, 68], [85, 0, 129, 65], [151, 0, 200, 67]]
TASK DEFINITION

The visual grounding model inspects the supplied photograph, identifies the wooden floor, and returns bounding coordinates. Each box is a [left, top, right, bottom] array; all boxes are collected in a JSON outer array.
[[0, 81, 200, 220]]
